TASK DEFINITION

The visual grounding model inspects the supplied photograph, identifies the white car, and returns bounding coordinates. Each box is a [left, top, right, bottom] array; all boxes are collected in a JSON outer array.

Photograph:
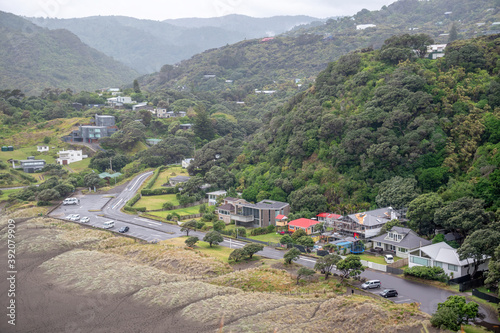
[[69, 214, 80, 221], [80, 216, 90, 223], [65, 215, 73, 220]]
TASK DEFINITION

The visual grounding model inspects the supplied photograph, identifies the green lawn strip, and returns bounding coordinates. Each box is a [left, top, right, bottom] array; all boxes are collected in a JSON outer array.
[[462, 324, 495, 333], [66, 158, 91, 173], [135, 194, 179, 210], [248, 232, 282, 243], [0, 188, 21, 201], [355, 253, 402, 265], [148, 204, 202, 217]]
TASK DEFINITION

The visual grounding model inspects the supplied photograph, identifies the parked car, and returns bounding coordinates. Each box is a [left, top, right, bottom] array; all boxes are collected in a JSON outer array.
[[118, 226, 129, 233], [361, 280, 381, 289], [63, 198, 79, 205], [380, 289, 398, 298], [80, 216, 90, 223], [103, 220, 115, 229], [384, 254, 394, 264], [65, 215, 73, 220], [70, 214, 80, 221]]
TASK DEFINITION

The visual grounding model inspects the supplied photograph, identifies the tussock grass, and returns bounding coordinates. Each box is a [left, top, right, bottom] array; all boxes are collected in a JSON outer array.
[[181, 292, 311, 326], [1, 206, 47, 219], [210, 267, 296, 292], [134, 281, 242, 308], [103, 241, 232, 276], [40, 250, 181, 295]]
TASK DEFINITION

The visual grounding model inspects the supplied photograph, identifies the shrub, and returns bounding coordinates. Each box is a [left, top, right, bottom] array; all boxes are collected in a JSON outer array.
[[250, 227, 270, 236], [233, 227, 246, 237], [37, 201, 51, 206], [196, 221, 205, 229], [404, 266, 448, 282], [127, 193, 141, 207], [135, 207, 146, 212], [123, 205, 136, 212], [266, 224, 275, 233], [162, 202, 174, 210]]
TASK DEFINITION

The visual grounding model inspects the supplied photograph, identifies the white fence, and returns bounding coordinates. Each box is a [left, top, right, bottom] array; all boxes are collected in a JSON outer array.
[[360, 260, 387, 272]]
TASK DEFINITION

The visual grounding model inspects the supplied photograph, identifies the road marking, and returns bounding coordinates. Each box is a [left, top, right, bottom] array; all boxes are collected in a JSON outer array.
[[394, 299, 412, 303], [150, 234, 163, 238], [129, 173, 151, 191], [112, 198, 123, 209], [298, 256, 317, 263]]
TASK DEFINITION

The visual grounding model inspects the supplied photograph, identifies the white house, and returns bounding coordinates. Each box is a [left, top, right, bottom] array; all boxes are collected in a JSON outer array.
[[37, 146, 49, 152], [408, 242, 490, 279], [56, 149, 86, 165], [356, 24, 376, 30], [207, 190, 227, 206], [370, 226, 431, 258]]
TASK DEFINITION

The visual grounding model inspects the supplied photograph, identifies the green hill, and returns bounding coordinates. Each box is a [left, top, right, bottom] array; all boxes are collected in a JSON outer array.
[[0, 11, 138, 95], [229, 33, 500, 214]]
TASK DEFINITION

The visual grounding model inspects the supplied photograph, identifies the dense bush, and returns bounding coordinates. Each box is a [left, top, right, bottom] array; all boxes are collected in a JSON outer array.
[[250, 227, 272, 236], [404, 266, 448, 282], [126, 193, 141, 207]]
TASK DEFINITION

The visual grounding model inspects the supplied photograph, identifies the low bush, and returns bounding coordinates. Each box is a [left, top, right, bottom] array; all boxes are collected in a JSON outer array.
[[250, 227, 271, 236], [404, 266, 448, 282]]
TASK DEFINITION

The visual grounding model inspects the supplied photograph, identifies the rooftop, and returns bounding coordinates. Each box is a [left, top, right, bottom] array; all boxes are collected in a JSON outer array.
[[289, 218, 319, 229], [241, 199, 289, 210]]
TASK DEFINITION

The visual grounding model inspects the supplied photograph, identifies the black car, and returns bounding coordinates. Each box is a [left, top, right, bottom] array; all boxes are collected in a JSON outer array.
[[118, 226, 129, 233], [380, 289, 398, 298]]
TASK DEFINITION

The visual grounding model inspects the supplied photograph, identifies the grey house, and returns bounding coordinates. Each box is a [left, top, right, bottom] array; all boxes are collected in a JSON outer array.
[[95, 114, 116, 127], [169, 175, 191, 186], [68, 114, 117, 143], [370, 226, 432, 258], [229, 199, 291, 228], [17, 157, 46, 173]]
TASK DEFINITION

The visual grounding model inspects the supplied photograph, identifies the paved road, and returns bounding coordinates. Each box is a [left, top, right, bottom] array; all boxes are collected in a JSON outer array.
[[48, 171, 500, 326]]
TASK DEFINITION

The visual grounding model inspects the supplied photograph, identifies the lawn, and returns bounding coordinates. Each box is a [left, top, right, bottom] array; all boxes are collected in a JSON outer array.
[[162, 237, 233, 262], [462, 324, 496, 333], [66, 158, 91, 173], [135, 194, 179, 210], [148, 204, 202, 218], [354, 253, 402, 265], [248, 232, 282, 243], [151, 166, 189, 190], [0, 188, 21, 201]]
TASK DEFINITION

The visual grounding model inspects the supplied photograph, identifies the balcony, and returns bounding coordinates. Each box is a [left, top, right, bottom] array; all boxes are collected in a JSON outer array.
[[230, 214, 254, 223]]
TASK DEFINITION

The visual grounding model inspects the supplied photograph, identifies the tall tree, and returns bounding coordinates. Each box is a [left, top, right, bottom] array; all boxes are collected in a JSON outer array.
[[203, 230, 223, 247], [314, 254, 342, 279], [193, 105, 215, 141], [133, 79, 141, 93], [434, 197, 493, 239], [448, 23, 458, 42], [407, 193, 444, 236], [376, 176, 419, 209], [336, 255, 364, 282], [457, 229, 500, 276]]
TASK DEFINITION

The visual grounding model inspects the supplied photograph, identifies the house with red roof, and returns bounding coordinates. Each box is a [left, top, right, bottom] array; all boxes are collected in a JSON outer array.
[[316, 213, 342, 224], [288, 218, 320, 235]]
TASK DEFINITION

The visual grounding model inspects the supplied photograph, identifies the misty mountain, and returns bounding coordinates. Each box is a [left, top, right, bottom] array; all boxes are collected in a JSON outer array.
[[0, 11, 138, 95], [29, 15, 321, 74]]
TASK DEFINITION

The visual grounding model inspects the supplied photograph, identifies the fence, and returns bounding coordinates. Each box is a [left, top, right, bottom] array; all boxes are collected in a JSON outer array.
[[179, 213, 202, 221], [387, 266, 404, 275], [459, 277, 485, 292], [388, 257, 408, 268], [472, 289, 500, 304], [360, 260, 387, 272]]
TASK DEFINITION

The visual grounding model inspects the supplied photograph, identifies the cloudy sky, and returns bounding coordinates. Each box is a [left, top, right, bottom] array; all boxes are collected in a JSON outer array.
[[0, 0, 397, 20]]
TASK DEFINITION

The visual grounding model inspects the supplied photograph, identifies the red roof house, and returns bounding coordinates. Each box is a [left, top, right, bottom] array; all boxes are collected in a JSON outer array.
[[288, 218, 320, 235]]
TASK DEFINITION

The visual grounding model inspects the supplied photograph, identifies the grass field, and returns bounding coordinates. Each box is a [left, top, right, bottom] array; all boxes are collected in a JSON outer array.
[[248, 232, 282, 243], [0, 188, 21, 201], [148, 204, 202, 218], [135, 194, 179, 210], [151, 166, 189, 190], [65, 158, 91, 173], [163, 237, 234, 263]]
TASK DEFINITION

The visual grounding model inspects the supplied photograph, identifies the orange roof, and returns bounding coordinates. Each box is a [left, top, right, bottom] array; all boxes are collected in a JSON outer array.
[[276, 214, 287, 220], [289, 218, 319, 229], [317, 213, 342, 219]]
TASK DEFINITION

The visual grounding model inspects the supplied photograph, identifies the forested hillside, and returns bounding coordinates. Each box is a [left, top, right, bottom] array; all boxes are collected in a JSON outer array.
[[29, 15, 320, 74], [227, 34, 500, 216], [0, 11, 138, 95]]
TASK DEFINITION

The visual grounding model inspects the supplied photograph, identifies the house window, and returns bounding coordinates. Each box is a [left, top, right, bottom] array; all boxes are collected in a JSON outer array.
[[389, 233, 393, 239], [398, 247, 407, 253], [410, 256, 430, 266], [448, 264, 458, 272], [434, 261, 443, 268], [219, 216, 223, 220], [376, 242, 381, 247], [397, 235, 402, 240]]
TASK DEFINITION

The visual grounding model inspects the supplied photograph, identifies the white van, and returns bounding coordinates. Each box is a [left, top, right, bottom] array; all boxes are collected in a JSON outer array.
[[63, 198, 78, 205], [361, 280, 381, 289], [384, 254, 394, 264], [103, 220, 115, 229]]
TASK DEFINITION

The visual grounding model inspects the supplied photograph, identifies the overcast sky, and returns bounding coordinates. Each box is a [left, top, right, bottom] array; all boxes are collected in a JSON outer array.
[[0, 0, 397, 20]]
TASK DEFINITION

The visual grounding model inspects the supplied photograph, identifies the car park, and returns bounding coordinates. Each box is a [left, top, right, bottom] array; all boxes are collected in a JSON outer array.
[[361, 280, 381, 289], [80, 216, 90, 223], [380, 289, 398, 298], [119, 226, 129, 233]]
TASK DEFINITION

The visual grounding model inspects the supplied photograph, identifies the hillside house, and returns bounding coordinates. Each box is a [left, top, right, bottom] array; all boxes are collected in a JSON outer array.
[[316, 213, 342, 225], [14, 156, 46, 173], [409, 242, 490, 279], [181, 158, 194, 169], [56, 149, 86, 165], [207, 190, 227, 206], [216, 197, 249, 224], [179, 123, 192, 130], [68, 114, 117, 143], [168, 175, 191, 186], [336, 207, 401, 239], [37, 146, 49, 152], [107, 96, 135, 107], [426, 44, 447, 59], [370, 226, 431, 258]]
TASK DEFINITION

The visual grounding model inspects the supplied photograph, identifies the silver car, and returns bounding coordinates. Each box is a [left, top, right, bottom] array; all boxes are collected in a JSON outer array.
[[80, 216, 90, 223], [69, 214, 80, 221]]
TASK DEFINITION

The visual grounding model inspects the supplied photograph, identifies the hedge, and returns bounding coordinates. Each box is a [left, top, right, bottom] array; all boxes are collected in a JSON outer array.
[[123, 205, 146, 213], [144, 167, 162, 190], [141, 187, 177, 196], [404, 266, 448, 282], [127, 193, 141, 207]]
